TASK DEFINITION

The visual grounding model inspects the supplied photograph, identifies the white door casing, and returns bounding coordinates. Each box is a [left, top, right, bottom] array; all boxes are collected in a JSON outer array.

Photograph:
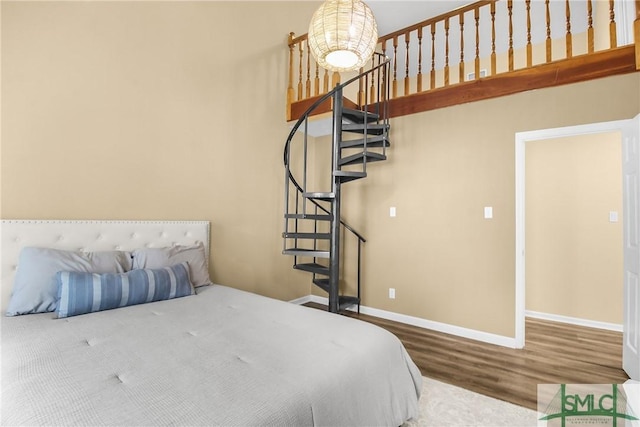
[[515, 119, 629, 349], [623, 114, 640, 381]]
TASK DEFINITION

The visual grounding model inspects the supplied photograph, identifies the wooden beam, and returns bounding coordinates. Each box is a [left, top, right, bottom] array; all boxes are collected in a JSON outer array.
[[289, 46, 638, 122], [387, 46, 637, 119], [289, 96, 359, 123]]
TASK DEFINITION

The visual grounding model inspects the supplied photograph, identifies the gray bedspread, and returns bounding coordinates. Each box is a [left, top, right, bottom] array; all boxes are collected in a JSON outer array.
[[1, 285, 422, 426]]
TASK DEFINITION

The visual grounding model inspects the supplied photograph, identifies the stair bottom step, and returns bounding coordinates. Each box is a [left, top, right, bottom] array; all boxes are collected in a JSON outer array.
[[312, 281, 359, 311], [338, 296, 360, 312]]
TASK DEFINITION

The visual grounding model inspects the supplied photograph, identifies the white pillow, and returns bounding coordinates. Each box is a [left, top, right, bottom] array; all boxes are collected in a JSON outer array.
[[6, 247, 133, 316], [132, 242, 212, 287]]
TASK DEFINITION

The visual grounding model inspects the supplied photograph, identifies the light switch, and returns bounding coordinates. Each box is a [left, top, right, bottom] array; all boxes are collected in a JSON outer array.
[[390, 207, 396, 217], [609, 211, 619, 223], [484, 207, 493, 219]]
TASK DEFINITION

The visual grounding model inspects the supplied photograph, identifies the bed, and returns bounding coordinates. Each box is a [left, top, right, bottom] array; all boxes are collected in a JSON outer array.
[[0, 220, 422, 426]]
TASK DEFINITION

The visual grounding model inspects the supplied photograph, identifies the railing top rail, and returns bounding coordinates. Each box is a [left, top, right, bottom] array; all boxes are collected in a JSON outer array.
[[288, 0, 496, 48], [379, 0, 496, 42]]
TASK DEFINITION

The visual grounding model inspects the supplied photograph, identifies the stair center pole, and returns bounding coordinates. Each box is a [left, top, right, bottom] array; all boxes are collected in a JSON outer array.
[[329, 87, 343, 313]]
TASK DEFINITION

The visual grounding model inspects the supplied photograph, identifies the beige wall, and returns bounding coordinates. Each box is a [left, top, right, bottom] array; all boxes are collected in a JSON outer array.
[[340, 73, 639, 338], [2, 1, 639, 338], [1, 1, 321, 301], [525, 132, 623, 324]]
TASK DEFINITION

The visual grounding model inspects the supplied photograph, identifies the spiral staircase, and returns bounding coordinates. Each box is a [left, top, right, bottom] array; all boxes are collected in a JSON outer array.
[[283, 55, 391, 313]]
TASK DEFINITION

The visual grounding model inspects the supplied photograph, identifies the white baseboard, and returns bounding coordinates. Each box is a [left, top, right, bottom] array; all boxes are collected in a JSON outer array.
[[299, 295, 519, 349], [290, 297, 624, 346], [288, 295, 313, 305], [525, 310, 623, 332]]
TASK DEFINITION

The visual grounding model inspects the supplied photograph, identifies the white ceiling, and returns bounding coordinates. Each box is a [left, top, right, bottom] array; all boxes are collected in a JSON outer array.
[[367, 1, 473, 36]]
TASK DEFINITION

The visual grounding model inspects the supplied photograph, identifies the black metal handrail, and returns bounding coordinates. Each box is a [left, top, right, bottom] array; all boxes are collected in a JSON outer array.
[[283, 53, 391, 244]]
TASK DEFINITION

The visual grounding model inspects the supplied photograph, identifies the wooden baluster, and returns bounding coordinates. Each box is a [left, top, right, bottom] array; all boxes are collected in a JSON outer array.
[[417, 27, 423, 92], [370, 56, 376, 104], [393, 36, 398, 98], [314, 61, 320, 96], [323, 68, 329, 94], [546, 0, 552, 62], [431, 23, 436, 89], [445, 17, 450, 86], [305, 40, 311, 98], [491, 2, 497, 75], [475, 7, 480, 80], [380, 51, 387, 102], [587, 0, 594, 54], [378, 40, 389, 100], [526, 0, 532, 67], [404, 31, 411, 96], [332, 71, 340, 88], [459, 12, 465, 83], [297, 42, 303, 101], [508, 0, 514, 71], [609, 0, 617, 48], [565, 0, 572, 58], [358, 67, 364, 106], [287, 33, 295, 119]]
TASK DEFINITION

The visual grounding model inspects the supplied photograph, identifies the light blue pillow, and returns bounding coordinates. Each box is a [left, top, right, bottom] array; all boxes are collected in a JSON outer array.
[[6, 247, 133, 316], [56, 262, 195, 318]]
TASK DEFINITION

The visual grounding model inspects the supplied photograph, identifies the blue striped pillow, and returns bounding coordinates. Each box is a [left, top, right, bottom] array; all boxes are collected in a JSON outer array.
[[56, 262, 195, 318]]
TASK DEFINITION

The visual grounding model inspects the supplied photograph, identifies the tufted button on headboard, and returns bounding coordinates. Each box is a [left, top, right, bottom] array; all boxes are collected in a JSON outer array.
[[0, 220, 211, 312]]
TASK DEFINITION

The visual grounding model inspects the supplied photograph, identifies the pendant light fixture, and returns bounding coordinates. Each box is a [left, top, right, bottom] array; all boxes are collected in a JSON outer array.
[[307, 0, 379, 73]]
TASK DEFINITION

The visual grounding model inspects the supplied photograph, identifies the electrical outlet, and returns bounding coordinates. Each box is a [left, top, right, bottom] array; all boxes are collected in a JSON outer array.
[[389, 288, 396, 299]]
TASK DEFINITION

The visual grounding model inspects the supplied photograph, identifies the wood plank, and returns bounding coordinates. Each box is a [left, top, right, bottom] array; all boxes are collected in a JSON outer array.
[[305, 303, 629, 410], [289, 95, 359, 122]]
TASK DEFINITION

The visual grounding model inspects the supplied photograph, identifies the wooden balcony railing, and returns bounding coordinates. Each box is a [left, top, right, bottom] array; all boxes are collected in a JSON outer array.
[[287, 0, 640, 121]]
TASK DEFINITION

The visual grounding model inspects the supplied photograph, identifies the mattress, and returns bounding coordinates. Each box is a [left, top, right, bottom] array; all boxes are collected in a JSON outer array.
[[1, 284, 422, 426]]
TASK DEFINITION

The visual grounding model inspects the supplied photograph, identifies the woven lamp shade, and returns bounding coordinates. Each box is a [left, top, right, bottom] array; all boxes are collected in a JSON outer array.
[[307, 0, 378, 72]]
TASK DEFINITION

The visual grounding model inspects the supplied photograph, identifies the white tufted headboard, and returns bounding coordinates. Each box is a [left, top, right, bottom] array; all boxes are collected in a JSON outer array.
[[0, 220, 211, 312]]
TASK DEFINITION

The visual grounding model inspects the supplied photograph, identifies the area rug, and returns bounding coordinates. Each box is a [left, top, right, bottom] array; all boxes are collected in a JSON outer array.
[[405, 377, 538, 427]]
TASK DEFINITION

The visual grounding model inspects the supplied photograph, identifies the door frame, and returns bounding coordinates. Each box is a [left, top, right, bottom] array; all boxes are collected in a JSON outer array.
[[515, 119, 628, 348]]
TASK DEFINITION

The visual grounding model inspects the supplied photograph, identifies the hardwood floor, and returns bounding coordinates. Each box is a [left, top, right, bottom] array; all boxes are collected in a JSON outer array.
[[307, 303, 629, 410]]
